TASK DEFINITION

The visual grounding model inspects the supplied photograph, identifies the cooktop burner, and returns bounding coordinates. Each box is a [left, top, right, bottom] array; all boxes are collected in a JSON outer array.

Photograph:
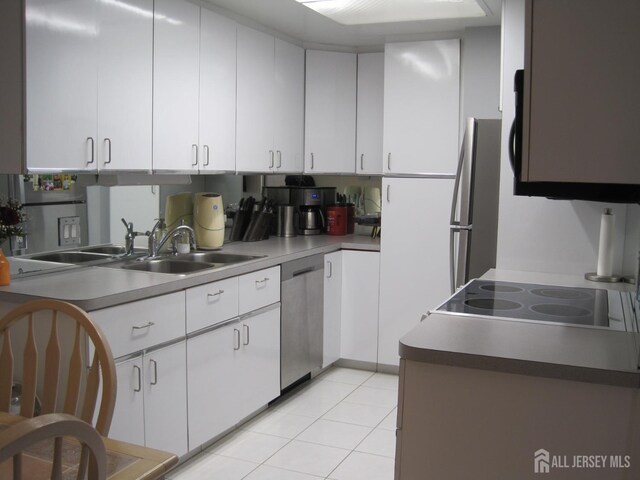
[[437, 280, 610, 327]]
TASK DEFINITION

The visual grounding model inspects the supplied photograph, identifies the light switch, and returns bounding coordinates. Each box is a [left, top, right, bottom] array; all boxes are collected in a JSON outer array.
[[58, 216, 81, 246]]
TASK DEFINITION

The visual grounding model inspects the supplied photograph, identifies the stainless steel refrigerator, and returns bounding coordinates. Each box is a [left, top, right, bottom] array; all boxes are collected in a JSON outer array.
[[10, 175, 88, 255], [449, 118, 502, 293]]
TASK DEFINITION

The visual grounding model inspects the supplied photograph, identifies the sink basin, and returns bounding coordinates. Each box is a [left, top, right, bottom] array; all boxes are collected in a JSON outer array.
[[29, 252, 111, 263], [175, 252, 263, 264], [120, 259, 217, 274], [80, 245, 127, 255]]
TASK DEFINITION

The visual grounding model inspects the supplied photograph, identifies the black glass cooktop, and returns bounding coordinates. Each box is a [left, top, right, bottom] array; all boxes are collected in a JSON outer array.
[[437, 280, 609, 327]]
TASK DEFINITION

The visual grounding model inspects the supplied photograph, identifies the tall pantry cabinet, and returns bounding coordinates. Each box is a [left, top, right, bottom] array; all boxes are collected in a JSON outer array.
[[378, 178, 455, 367], [383, 39, 460, 175]]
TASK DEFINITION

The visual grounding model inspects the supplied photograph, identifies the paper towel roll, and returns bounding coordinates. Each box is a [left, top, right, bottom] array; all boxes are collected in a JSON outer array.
[[165, 192, 193, 230], [194, 193, 224, 249], [596, 208, 615, 277]]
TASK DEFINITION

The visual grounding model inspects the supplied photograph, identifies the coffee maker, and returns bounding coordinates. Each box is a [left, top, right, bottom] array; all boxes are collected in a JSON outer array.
[[262, 186, 336, 235]]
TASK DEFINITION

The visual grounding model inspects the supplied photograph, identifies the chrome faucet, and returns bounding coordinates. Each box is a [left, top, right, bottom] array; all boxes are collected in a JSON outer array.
[[121, 218, 145, 255], [147, 220, 196, 258]]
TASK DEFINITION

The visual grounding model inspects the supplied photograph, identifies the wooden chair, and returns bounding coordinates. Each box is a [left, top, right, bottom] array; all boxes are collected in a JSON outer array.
[[0, 299, 117, 436], [0, 413, 107, 480]]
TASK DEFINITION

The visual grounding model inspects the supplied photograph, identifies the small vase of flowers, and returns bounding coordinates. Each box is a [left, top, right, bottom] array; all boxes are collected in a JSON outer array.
[[0, 198, 26, 286]]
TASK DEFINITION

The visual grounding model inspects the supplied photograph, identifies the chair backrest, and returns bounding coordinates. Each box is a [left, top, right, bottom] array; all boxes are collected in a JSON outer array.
[[0, 300, 116, 436], [0, 412, 107, 480]]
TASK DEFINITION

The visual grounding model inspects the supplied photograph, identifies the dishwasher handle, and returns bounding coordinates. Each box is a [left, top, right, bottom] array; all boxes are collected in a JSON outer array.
[[281, 254, 324, 282]]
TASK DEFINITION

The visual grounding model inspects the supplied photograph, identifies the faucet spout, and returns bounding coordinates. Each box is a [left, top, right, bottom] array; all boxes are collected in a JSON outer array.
[[149, 222, 196, 258]]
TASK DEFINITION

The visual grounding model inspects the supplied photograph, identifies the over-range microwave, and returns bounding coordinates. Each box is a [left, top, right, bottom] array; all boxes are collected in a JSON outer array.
[[508, 0, 640, 204]]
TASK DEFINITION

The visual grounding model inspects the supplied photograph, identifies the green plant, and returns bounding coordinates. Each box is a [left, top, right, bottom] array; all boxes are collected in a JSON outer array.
[[0, 198, 26, 245]]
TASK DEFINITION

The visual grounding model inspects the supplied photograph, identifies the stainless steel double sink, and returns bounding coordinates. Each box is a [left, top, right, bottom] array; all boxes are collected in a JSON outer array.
[[28, 246, 263, 275]]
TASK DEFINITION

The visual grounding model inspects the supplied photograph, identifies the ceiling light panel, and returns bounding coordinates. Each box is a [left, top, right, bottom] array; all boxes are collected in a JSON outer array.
[[295, 0, 487, 25]]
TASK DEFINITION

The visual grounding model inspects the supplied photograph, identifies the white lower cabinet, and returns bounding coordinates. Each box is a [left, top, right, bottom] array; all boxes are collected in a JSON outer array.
[[340, 251, 380, 364], [323, 251, 343, 367], [110, 341, 188, 456], [187, 305, 280, 450]]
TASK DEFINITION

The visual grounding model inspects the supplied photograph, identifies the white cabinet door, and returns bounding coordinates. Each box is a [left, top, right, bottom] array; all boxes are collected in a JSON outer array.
[[378, 178, 454, 367], [236, 26, 275, 173], [238, 266, 281, 315], [97, 0, 152, 172], [25, 0, 98, 171], [199, 9, 236, 173], [240, 306, 281, 415], [341, 251, 379, 364], [153, 0, 200, 172], [187, 322, 244, 449], [356, 52, 384, 175], [304, 50, 357, 174], [274, 39, 304, 173], [145, 341, 188, 456], [323, 251, 343, 367], [383, 40, 460, 175], [109, 357, 145, 446]]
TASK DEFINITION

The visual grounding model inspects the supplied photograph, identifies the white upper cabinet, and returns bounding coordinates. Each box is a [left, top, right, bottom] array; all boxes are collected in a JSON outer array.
[[237, 27, 304, 173], [97, 0, 153, 172], [305, 50, 357, 174], [356, 52, 384, 175], [273, 39, 304, 173], [383, 40, 460, 175], [25, 0, 99, 172], [199, 9, 236, 173], [236, 26, 276, 173], [153, 0, 200, 172]]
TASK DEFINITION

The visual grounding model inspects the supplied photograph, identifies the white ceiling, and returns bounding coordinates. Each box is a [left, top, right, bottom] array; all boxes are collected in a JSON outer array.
[[202, 0, 502, 49]]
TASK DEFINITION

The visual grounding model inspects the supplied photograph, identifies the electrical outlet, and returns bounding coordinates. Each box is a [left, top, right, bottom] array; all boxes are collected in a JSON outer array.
[[58, 216, 81, 246]]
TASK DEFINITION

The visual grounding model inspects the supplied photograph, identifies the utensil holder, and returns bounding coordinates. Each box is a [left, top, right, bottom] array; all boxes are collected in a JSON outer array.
[[242, 212, 274, 242], [229, 210, 252, 242]]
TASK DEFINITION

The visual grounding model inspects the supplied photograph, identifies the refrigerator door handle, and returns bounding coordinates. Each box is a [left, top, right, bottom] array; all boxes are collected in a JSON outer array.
[[450, 123, 470, 226], [450, 225, 472, 294]]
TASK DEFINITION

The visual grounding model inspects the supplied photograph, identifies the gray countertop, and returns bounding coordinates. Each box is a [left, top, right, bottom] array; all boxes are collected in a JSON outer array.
[[400, 269, 640, 388], [0, 234, 379, 311]]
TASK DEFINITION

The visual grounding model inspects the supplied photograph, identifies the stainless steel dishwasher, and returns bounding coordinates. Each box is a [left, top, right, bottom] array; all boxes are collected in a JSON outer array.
[[280, 254, 324, 391]]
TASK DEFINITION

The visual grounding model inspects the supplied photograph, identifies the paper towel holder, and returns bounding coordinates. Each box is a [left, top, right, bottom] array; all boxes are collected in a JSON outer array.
[[585, 208, 622, 283]]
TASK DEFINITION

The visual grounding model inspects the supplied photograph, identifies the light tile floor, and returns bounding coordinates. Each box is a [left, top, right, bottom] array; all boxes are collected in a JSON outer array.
[[167, 367, 398, 480]]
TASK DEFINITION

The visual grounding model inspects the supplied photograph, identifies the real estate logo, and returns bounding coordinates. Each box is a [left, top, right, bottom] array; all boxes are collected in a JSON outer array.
[[534, 449, 550, 474], [533, 448, 631, 474]]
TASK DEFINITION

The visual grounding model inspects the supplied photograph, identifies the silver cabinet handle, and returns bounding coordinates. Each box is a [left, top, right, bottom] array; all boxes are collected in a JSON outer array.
[[203, 145, 210, 167], [387, 152, 391, 171], [360, 153, 364, 171], [326, 260, 333, 278], [104, 137, 112, 164], [243, 324, 250, 346], [277, 150, 282, 169], [386, 184, 391, 203], [207, 290, 224, 298], [269, 150, 274, 168], [233, 328, 241, 350], [87, 137, 95, 165], [310, 152, 314, 170], [255, 277, 269, 285], [132, 321, 154, 331], [133, 365, 142, 392], [192, 144, 198, 167], [150, 359, 158, 385]]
